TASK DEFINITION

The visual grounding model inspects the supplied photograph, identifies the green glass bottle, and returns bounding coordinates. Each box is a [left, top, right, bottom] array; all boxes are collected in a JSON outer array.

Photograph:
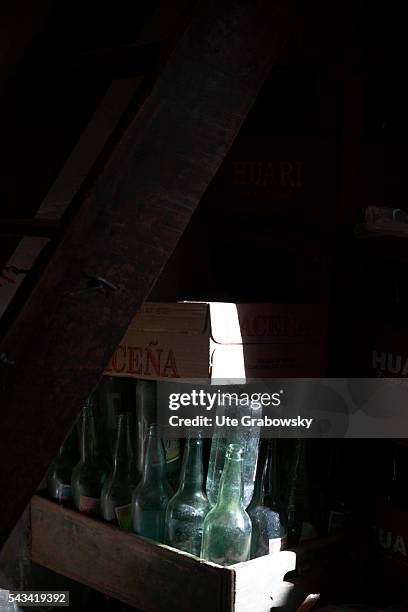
[[99, 376, 135, 459], [72, 403, 109, 516], [136, 380, 181, 488], [247, 439, 287, 558], [206, 392, 260, 508], [125, 411, 139, 489], [47, 426, 79, 503], [285, 439, 317, 545], [100, 414, 134, 530], [165, 435, 210, 556], [285, 438, 305, 545], [201, 444, 252, 566], [132, 424, 173, 542]]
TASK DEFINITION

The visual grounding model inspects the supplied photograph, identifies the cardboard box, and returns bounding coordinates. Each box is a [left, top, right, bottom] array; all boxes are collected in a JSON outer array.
[[105, 302, 327, 381]]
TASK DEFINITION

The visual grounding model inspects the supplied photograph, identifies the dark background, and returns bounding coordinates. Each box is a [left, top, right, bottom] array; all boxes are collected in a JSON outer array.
[[1, 0, 408, 608]]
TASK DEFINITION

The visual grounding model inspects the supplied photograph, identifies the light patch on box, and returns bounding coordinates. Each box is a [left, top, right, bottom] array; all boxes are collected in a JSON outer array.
[[210, 303, 246, 382]]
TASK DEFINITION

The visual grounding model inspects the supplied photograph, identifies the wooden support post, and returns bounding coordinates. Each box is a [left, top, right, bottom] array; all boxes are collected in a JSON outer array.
[[0, 0, 295, 548]]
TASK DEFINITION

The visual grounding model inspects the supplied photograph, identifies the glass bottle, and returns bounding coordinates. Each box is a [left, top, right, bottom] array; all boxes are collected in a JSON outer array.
[[206, 391, 260, 508], [126, 411, 139, 489], [72, 402, 109, 515], [98, 376, 135, 461], [136, 380, 181, 488], [201, 443, 252, 566], [247, 439, 287, 558], [285, 439, 317, 545], [132, 424, 173, 542], [165, 435, 210, 556], [100, 413, 134, 530], [47, 426, 79, 503], [264, 439, 288, 548], [326, 441, 352, 535]]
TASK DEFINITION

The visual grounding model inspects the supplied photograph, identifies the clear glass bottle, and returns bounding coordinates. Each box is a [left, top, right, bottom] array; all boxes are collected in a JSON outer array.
[[206, 391, 260, 508], [132, 424, 173, 542], [248, 439, 287, 558], [201, 443, 252, 566], [136, 380, 181, 488], [71, 402, 109, 515], [165, 435, 210, 555], [100, 413, 134, 530], [46, 426, 79, 503]]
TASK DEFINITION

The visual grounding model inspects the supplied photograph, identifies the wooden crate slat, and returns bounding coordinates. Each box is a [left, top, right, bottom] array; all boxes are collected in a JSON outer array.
[[231, 552, 296, 612], [29, 495, 233, 612]]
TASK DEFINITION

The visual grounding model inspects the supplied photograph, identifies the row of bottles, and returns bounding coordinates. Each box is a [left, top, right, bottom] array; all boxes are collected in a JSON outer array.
[[46, 378, 355, 565]]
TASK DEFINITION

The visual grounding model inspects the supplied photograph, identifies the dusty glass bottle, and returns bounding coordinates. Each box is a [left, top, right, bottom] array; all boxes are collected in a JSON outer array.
[[72, 403, 109, 515], [100, 413, 134, 530], [136, 380, 181, 488], [47, 426, 79, 503], [201, 444, 252, 566], [165, 435, 210, 555], [247, 439, 287, 558], [206, 392, 260, 508], [132, 424, 173, 541]]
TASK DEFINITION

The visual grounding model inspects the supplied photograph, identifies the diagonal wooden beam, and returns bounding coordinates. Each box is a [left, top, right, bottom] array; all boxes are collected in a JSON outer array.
[[0, 0, 295, 548]]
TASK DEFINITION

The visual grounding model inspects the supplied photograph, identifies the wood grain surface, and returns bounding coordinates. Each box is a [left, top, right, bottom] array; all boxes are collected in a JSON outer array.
[[0, 0, 295, 548]]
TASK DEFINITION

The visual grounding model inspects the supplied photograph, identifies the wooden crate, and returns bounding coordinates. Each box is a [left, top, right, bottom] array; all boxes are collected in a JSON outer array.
[[28, 495, 296, 612]]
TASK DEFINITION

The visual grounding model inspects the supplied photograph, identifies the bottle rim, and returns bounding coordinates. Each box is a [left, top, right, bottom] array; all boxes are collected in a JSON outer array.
[[226, 443, 244, 459]]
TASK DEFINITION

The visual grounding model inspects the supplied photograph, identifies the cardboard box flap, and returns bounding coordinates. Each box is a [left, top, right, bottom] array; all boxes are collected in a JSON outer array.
[[128, 302, 210, 334], [210, 303, 327, 345]]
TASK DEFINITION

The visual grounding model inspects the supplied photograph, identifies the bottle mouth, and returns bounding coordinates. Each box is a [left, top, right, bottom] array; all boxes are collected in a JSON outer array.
[[226, 443, 244, 459], [146, 423, 159, 436], [186, 430, 204, 441], [82, 404, 95, 418]]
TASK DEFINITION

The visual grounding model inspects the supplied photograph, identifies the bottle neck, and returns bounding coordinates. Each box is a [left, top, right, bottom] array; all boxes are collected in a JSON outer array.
[[217, 448, 244, 507], [141, 426, 167, 485], [265, 439, 280, 509], [59, 427, 78, 458], [287, 439, 307, 512], [125, 413, 136, 464], [112, 414, 129, 476], [251, 439, 269, 507], [250, 478, 264, 508], [136, 381, 157, 423], [179, 438, 204, 493], [80, 411, 98, 465]]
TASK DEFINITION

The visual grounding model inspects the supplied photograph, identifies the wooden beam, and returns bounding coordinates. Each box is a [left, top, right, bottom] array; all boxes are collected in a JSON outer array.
[[0, 218, 58, 238], [0, 0, 295, 549]]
